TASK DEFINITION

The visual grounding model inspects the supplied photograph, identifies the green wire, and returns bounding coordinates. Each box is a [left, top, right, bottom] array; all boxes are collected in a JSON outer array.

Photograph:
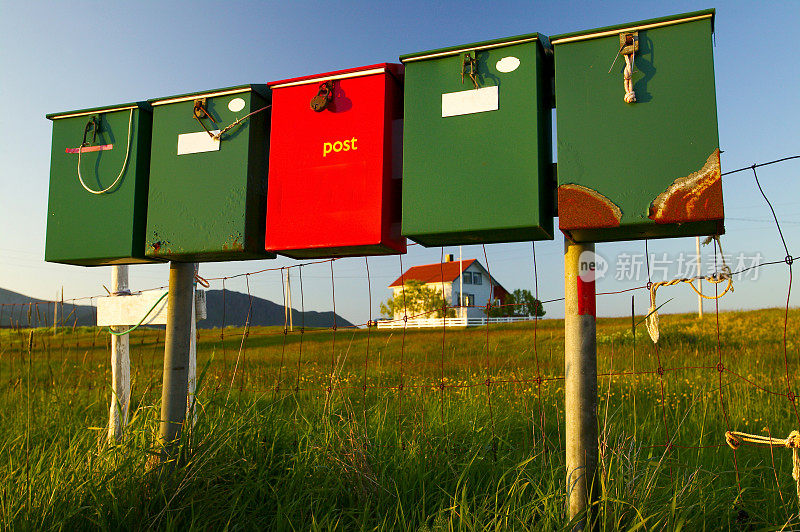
[[108, 291, 168, 336]]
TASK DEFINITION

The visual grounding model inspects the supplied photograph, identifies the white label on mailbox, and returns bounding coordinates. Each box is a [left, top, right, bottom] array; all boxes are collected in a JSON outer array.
[[177, 130, 221, 155], [228, 97, 246, 112], [496, 56, 520, 73], [441, 86, 498, 117]]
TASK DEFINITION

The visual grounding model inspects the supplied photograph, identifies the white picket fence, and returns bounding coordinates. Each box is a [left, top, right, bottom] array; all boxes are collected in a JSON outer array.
[[375, 316, 538, 329]]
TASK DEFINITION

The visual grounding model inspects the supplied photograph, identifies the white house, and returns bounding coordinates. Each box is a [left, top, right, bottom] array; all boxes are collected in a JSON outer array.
[[387, 256, 508, 320]]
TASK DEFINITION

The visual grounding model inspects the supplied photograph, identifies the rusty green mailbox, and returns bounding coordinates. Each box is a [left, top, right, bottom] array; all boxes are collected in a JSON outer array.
[[553, 9, 724, 242], [146, 85, 275, 262], [400, 34, 554, 246], [45, 102, 153, 265]]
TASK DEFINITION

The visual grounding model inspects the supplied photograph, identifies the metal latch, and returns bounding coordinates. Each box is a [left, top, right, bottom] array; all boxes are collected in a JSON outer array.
[[608, 31, 640, 74], [192, 98, 218, 137], [461, 51, 479, 89], [619, 31, 639, 55], [82, 115, 100, 147], [193, 98, 211, 119]]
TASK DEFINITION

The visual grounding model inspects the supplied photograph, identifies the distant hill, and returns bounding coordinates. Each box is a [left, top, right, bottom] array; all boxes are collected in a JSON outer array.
[[201, 289, 352, 329], [0, 287, 96, 327], [0, 287, 352, 329]]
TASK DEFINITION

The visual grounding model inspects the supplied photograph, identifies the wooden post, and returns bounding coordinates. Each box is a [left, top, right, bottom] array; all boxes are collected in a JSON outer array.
[[282, 268, 294, 332], [186, 264, 198, 427], [53, 291, 58, 335], [696, 236, 703, 318], [108, 265, 130, 442], [286, 268, 294, 332]]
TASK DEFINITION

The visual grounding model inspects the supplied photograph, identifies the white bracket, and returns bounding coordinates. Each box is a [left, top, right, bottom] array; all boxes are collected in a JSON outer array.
[[96, 289, 206, 326]]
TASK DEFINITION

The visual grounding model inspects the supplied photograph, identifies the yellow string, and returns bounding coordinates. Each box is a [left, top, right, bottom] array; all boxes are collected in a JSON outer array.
[[726, 430, 800, 509], [646, 236, 733, 343]]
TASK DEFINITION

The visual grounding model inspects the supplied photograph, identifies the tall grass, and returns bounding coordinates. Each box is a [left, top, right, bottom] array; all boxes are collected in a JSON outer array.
[[0, 308, 798, 529]]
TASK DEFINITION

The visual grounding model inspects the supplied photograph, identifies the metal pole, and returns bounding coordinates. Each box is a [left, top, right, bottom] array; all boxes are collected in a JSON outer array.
[[564, 238, 598, 529], [696, 236, 703, 318], [108, 265, 130, 442], [159, 261, 194, 466]]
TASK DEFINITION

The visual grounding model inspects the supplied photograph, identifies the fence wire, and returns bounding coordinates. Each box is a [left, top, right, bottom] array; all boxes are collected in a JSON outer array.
[[1, 155, 799, 523]]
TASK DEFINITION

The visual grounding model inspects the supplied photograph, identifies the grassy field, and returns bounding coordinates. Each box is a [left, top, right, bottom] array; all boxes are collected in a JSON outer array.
[[0, 308, 799, 530]]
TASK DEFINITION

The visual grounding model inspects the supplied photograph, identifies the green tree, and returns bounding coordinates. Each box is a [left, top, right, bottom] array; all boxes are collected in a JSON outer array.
[[486, 289, 545, 318], [380, 279, 455, 319]]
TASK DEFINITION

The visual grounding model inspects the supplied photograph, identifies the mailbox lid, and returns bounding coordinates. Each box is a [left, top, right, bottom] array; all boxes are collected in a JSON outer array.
[[45, 102, 154, 266], [400, 34, 554, 246], [553, 10, 723, 243], [145, 85, 275, 262], [266, 64, 405, 258], [550, 9, 715, 43], [399, 33, 548, 62]]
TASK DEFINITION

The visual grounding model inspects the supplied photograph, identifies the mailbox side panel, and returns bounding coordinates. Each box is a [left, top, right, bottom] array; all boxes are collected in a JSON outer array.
[[146, 90, 274, 262], [45, 107, 153, 265], [244, 91, 271, 257], [555, 18, 723, 242], [380, 70, 406, 254], [402, 41, 553, 246]]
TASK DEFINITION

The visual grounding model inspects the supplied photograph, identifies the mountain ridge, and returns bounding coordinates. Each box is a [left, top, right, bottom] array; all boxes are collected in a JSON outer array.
[[0, 287, 352, 329]]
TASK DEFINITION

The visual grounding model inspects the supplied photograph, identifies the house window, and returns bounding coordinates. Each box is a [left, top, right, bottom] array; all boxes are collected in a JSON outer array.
[[464, 293, 475, 306], [462, 272, 472, 284], [472, 273, 482, 285]]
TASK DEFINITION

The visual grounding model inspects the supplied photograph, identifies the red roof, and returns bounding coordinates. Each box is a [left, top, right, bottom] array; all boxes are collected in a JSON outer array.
[[389, 259, 477, 287]]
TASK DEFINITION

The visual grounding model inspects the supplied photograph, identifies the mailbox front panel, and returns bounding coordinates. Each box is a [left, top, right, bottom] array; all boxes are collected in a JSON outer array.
[[401, 35, 554, 246], [266, 64, 405, 258], [146, 86, 275, 262], [45, 103, 153, 266], [554, 11, 724, 242]]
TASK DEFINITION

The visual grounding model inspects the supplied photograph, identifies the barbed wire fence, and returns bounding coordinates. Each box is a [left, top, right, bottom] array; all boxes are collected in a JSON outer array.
[[1, 154, 799, 521]]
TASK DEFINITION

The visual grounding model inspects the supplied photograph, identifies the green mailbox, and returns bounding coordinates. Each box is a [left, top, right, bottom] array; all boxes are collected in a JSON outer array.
[[553, 10, 724, 243], [45, 102, 153, 266], [400, 34, 554, 246], [146, 85, 275, 262]]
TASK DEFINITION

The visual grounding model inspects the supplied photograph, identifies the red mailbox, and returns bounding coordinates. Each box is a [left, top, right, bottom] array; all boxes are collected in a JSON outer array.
[[265, 64, 406, 258]]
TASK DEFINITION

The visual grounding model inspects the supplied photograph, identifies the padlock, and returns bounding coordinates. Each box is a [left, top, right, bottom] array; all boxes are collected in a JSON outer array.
[[310, 81, 334, 112]]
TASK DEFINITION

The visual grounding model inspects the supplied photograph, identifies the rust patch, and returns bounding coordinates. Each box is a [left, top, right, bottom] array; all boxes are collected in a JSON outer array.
[[649, 149, 723, 224], [223, 234, 243, 252], [148, 232, 170, 254], [558, 184, 622, 230]]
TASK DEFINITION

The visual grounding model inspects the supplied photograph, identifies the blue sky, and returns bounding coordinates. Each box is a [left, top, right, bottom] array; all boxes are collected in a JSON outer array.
[[1, 0, 799, 325]]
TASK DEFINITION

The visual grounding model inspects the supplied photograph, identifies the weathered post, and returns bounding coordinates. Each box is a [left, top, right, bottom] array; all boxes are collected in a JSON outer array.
[[108, 265, 131, 442], [564, 238, 599, 529], [696, 236, 703, 318], [159, 261, 194, 466], [186, 263, 198, 427]]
